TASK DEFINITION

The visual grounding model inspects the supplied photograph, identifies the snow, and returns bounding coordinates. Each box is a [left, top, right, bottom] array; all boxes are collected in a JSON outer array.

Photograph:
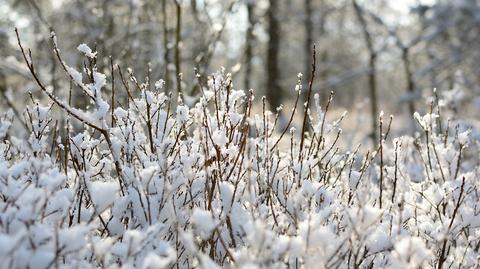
[[219, 182, 234, 212], [228, 111, 242, 125], [203, 90, 214, 100], [1, 56, 480, 268], [190, 208, 217, 240], [143, 253, 171, 269], [367, 228, 392, 253], [154, 79, 165, 90], [176, 105, 189, 124], [59, 225, 89, 252], [212, 129, 227, 147], [0, 110, 13, 139], [66, 65, 82, 84], [458, 130, 470, 145], [29, 250, 54, 269], [392, 237, 431, 268], [77, 43, 96, 58], [89, 71, 110, 122], [88, 181, 119, 212], [38, 167, 65, 191]]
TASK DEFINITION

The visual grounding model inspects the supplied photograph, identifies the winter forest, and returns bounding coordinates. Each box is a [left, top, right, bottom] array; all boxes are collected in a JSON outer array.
[[1, 0, 480, 268]]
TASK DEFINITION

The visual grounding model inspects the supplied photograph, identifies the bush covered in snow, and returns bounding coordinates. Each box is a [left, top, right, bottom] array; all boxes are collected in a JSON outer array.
[[1, 34, 480, 269]]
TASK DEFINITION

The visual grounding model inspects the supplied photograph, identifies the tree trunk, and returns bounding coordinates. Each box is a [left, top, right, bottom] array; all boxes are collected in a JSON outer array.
[[266, 0, 282, 111], [244, 0, 255, 92], [368, 52, 379, 143], [402, 47, 415, 117], [174, 0, 182, 97], [352, 0, 378, 145], [303, 0, 313, 103]]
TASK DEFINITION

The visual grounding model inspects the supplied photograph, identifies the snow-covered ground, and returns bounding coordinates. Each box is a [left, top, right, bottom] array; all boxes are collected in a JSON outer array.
[[1, 45, 480, 269]]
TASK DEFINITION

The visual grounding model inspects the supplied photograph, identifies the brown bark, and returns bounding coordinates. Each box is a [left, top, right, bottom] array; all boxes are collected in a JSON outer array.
[[266, 0, 282, 111]]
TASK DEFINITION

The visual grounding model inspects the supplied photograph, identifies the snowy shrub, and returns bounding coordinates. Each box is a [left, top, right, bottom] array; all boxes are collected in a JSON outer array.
[[1, 33, 480, 269]]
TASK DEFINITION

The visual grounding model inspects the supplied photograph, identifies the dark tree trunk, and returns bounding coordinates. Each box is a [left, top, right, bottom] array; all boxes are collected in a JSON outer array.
[[244, 1, 255, 92], [174, 0, 182, 96], [402, 47, 415, 118], [368, 52, 379, 143], [266, 0, 282, 111], [304, 0, 313, 87]]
